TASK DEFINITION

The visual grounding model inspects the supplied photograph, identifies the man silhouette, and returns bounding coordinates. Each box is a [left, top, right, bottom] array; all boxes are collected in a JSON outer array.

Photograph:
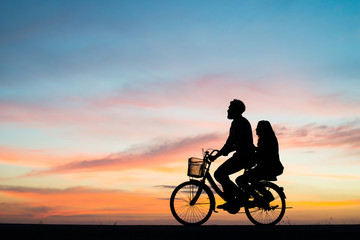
[[209, 99, 255, 209]]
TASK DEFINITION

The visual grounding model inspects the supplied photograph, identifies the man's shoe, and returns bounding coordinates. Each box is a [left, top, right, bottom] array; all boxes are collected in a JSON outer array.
[[217, 203, 229, 210], [226, 199, 242, 214]]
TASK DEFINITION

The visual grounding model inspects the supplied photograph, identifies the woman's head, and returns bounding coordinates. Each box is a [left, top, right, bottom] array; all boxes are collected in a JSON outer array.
[[256, 120, 274, 137]]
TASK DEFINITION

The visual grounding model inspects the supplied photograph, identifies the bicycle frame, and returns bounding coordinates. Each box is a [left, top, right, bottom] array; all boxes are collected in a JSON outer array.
[[204, 168, 227, 199], [189, 156, 227, 206], [189, 151, 286, 208]]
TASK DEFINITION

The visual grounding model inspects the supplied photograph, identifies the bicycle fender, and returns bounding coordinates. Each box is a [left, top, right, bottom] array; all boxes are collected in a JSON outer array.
[[263, 181, 286, 199], [279, 187, 286, 199]]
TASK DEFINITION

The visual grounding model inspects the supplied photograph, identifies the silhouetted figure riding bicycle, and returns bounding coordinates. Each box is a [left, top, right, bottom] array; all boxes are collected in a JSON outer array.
[[209, 99, 255, 210], [170, 100, 286, 225]]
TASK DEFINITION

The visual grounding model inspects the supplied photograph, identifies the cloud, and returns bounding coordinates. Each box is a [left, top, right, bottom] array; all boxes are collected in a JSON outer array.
[[154, 185, 177, 189], [0, 185, 124, 195], [5, 119, 360, 178], [91, 75, 360, 117], [0, 202, 57, 219], [285, 170, 360, 181], [0, 184, 170, 220], [275, 120, 360, 150], [2, 75, 358, 127], [0, 145, 79, 168], [22, 132, 222, 176]]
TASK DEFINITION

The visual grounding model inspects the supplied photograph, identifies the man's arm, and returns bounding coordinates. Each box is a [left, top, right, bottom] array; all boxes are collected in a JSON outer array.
[[209, 121, 237, 161]]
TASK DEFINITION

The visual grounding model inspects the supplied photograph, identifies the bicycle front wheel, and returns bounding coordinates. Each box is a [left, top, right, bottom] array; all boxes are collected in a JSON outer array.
[[245, 181, 286, 225], [170, 180, 215, 226]]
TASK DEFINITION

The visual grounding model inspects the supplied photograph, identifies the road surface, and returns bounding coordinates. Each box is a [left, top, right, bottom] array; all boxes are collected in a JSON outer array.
[[1, 224, 359, 240]]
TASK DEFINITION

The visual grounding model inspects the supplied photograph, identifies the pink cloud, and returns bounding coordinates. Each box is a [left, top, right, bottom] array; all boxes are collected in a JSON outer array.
[[274, 121, 360, 150], [0, 145, 95, 168], [292, 172, 360, 180], [1, 76, 358, 133], [5, 120, 359, 177], [0, 185, 125, 195], [2, 75, 359, 178], [0, 184, 170, 221], [21, 118, 360, 177], [90, 75, 360, 119], [21, 132, 223, 176]]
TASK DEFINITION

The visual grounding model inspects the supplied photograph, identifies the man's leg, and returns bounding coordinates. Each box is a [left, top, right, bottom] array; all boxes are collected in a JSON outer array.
[[214, 156, 244, 201]]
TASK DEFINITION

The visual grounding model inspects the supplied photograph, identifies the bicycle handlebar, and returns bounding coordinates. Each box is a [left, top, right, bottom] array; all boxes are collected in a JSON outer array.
[[203, 149, 219, 162]]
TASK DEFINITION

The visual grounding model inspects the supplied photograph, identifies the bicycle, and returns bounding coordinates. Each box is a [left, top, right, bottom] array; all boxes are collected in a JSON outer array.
[[170, 149, 286, 225]]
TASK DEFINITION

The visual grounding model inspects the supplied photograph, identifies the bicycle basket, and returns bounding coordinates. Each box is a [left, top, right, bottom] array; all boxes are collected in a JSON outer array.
[[187, 157, 207, 178]]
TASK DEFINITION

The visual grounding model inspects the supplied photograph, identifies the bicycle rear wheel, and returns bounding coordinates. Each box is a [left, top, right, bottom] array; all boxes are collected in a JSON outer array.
[[170, 180, 215, 226], [245, 181, 286, 225]]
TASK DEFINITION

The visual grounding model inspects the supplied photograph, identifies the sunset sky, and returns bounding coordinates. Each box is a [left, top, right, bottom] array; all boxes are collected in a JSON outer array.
[[1, 0, 360, 225]]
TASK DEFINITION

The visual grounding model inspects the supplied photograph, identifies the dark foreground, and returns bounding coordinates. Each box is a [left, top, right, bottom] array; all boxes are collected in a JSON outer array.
[[1, 224, 359, 240]]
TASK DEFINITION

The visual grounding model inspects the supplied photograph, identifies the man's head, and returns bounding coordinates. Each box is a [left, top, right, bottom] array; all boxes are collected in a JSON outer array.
[[227, 99, 246, 119]]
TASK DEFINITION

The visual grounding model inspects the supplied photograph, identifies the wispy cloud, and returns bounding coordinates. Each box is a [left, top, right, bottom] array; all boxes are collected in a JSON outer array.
[[275, 121, 360, 150], [0, 185, 124, 194], [2, 76, 358, 128], [4, 119, 360, 177], [286, 171, 360, 181], [22, 133, 222, 176], [91, 76, 360, 117], [0, 184, 169, 220], [294, 199, 360, 207], [154, 185, 177, 189]]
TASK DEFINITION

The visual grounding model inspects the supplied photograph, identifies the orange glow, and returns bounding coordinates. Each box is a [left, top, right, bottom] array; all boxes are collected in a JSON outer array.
[[0, 188, 169, 220], [290, 200, 360, 207]]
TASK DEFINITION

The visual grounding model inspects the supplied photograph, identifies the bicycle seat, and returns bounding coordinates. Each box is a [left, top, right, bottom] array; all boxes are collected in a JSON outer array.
[[267, 176, 277, 181], [260, 176, 277, 181]]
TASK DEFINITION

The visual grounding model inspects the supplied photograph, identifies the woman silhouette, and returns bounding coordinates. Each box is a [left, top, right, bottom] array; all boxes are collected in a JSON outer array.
[[236, 120, 283, 186]]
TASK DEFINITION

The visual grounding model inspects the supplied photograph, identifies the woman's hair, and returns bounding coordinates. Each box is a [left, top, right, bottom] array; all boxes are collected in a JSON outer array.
[[257, 120, 276, 145], [257, 120, 274, 135]]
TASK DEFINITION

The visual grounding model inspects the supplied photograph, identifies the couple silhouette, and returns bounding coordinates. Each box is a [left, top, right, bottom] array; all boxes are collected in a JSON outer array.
[[209, 99, 284, 210]]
